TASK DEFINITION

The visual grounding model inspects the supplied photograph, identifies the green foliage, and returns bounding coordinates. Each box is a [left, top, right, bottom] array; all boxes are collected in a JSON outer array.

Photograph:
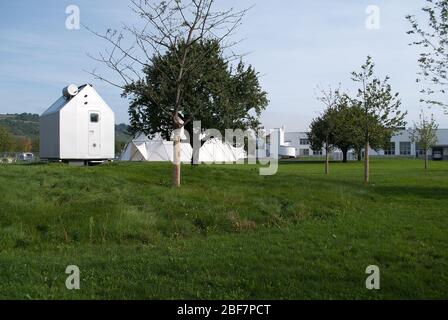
[[308, 107, 338, 153], [409, 111, 439, 170], [124, 40, 269, 141], [409, 111, 439, 150], [308, 87, 340, 154], [351, 56, 406, 144], [407, 0, 448, 110], [0, 126, 12, 152], [0, 160, 448, 299], [0, 114, 39, 137]]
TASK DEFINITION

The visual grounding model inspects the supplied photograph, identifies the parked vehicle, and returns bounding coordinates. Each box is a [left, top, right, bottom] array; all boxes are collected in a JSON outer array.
[[17, 152, 34, 162], [433, 150, 443, 161]]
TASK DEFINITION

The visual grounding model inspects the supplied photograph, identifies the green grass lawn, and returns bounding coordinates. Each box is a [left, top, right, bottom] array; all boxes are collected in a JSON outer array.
[[0, 159, 447, 299]]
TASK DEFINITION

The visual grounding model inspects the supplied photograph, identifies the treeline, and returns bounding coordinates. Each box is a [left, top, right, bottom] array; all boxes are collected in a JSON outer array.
[[309, 56, 406, 183], [0, 127, 37, 153], [0, 113, 40, 137]]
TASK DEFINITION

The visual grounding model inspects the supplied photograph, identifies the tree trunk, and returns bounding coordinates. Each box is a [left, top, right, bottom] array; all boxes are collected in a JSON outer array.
[[357, 148, 362, 161], [342, 147, 348, 163], [191, 146, 200, 166], [325, 147, 330, 175], [425, 152, 428, 171], [364, 142, 370, 184], [172, 133, 181, 188]]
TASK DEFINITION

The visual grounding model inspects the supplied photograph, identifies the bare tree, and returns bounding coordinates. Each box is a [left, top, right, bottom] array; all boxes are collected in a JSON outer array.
[[85, 0, 248, 187], [409, 111, 438, 170]]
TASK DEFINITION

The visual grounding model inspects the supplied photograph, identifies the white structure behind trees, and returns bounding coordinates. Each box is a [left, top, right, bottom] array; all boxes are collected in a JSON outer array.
[[285, 128, 448, 161]]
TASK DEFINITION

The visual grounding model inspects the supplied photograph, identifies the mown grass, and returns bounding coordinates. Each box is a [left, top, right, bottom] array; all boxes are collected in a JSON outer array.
[[0, 159, 447, 299]]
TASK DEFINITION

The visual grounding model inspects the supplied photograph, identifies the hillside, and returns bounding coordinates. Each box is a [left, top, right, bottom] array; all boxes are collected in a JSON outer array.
[[0, 113, 40, 137], [0, 113, 132, 149]]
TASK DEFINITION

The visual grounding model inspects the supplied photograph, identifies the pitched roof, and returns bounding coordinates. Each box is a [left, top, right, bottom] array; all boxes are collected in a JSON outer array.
[[41, 84, 90, 117]]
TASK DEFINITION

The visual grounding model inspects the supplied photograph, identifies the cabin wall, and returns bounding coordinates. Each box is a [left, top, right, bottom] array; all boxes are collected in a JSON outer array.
[[39, 112, 60, 159], [59, 85, 115, 160], [59, 100, 79, 159]]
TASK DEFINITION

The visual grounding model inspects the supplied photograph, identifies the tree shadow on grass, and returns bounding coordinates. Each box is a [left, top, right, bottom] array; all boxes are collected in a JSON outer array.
[[280, 160, 352, 165], [371, 185, 448, 201]]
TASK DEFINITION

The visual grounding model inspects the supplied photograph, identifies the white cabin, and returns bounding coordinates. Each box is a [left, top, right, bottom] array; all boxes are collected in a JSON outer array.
[[40, 84, 115, 161]]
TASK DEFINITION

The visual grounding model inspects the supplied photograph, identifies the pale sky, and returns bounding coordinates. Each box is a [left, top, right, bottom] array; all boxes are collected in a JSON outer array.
[[1, 0, 447, 131]]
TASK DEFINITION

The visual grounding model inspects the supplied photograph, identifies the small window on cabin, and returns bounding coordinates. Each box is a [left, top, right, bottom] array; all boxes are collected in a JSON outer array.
[[90, 113, 99, 123]]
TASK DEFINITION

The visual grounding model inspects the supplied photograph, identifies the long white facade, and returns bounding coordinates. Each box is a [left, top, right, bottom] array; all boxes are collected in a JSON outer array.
[[284, 129, 448, 160]]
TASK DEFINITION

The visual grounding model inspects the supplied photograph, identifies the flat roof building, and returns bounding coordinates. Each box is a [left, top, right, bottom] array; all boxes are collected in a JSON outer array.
[[284, 128, 448, 161]]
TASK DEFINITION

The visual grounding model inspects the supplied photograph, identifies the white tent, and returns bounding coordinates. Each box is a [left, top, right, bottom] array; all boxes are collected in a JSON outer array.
[[120, 133, 193, 162], [120, 134, 246, 163], [199, 138, 246, 163]]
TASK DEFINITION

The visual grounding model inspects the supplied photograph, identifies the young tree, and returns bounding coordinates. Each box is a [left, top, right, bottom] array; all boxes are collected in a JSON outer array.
[[308, 86, 341, 175], [0, 127, 12, 155], [351, 56, 407, 183], [409, 111, 438, 170], [407, 1, 448, 110], [20, 138, 32, 153], [87, 0, 250, 187], [331, 95, 364, 163], [31, 137, 40, 153]]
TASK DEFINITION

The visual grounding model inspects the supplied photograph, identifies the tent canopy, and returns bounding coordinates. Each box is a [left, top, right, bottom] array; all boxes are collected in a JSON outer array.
[[120, 134, 246, 163]]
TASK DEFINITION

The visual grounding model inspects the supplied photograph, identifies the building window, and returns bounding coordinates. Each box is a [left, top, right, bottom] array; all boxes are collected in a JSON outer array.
[[90, 113, 99, 123], [416, 143, 426, 156], [400, 142, 411, 156], [300, 139, 310, 145], [313, 150, 323, 156], [300, 149, 310, 156], [384, 142, 396, 156]]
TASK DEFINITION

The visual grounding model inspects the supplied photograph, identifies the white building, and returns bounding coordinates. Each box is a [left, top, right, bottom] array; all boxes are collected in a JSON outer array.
[[257, 127, 297, 159], [40, 84, 115, 162], [284, 128, 448, 160]]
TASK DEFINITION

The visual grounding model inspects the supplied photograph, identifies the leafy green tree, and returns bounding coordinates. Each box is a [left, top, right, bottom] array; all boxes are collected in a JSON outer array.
[[351, 56, 407, 183], [0, 126, 12, 154], [31, 137, 39, 153], [125, 40, 268, 164], [407, 1, 448, 110], [409, 111, 438, 170], [308, 86, 341, 174], [309, 111, 336, 175], [88, 0, 251, 187], [330, 95, 365, 163]]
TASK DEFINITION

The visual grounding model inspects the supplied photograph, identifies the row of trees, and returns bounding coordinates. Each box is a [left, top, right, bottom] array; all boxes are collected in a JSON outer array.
[[0, 126, 36, 154], [309, 0, 448, 183], [309, 57, 406, 183]]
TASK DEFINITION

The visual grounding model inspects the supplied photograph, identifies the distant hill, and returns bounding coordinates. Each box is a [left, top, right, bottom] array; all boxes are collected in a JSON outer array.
[[0, 113, 40, 137], [0, 113, 132, 152]]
